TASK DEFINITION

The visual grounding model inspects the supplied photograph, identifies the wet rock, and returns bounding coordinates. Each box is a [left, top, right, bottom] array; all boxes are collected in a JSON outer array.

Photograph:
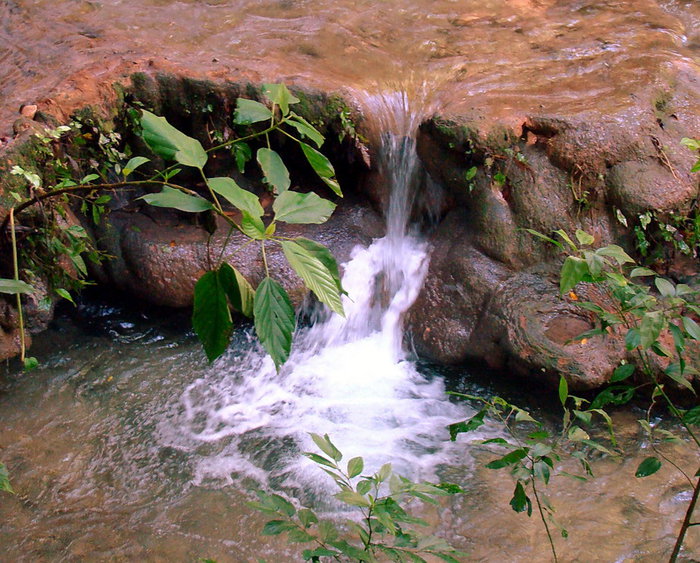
[[89, 203, 383, 308]]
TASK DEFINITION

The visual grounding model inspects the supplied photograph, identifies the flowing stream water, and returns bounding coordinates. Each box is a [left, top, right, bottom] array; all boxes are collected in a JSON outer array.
[[1, 87, 699, 561]]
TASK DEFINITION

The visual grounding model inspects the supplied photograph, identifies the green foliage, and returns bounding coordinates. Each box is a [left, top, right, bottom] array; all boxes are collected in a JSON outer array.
[[3, 83, 345, 369], [0, 463, 13, 494], [448, 382, 617, 561], [249, 434, 464, 562]]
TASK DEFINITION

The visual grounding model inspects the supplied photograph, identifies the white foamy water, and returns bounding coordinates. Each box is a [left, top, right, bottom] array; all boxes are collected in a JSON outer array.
[[167, 90, 471, 491]]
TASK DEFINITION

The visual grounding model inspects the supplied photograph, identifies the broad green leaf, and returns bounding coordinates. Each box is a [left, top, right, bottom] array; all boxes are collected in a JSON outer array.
[[254, 277, 295, 369], [219, 263, 254, 317], [262, 83, 300, 116], [534, 460, 551, 484], [347, 457, 364, 478], [273, 191, 336, 225], [287, 113, 324, 148], [232, 142, 252, 173], [596, 244, 634, 265], [310, 433, 342, 462], [654, 277, 675, 297], [625, 328, 641, 350], [635, 457, 662, 477], [0, 278, 34, 295], [669, 323, 685, 352], [287, 529, 314, 543], [240, 212, 267, 240], [486, 448, 528, 469], [683, 316, 700, 340], [335, 489, 370, 507], [639, 311, 665, 349], [0, 463, 13, 494], [664, 363, 695, 392], [122, 156, 150, 176], [683, 406, 700, 426], [140, 187, 213, 213], [193, 270, 233, 362], [559, 256, 589, 294], [270, 494, 296, 517], [262, 520, 297, 535], [281, 240, 344, 316], [55, 288, 75, 305], [611, 363, 635, 382], [568, 426, 590, 441], [294, 238, 345, 295], [208, 177, 264, 221], [233, 98, 273, 125], [465, 166, 477, 181], [257, 148, 290, 194], [681, 137, 700, 150], [448, 409, 486, 441], [575, 229, 595, 246], [140, 110, 207, 169], [509, 481, 531, 515], [300, 142, 342, 197], [23, 356, 38, 371], [304, 452, 336, 469], [298, 509, 318, 529], [302, 548, 338, 560], [584, 250, 605, 277], [630, 267, 656, 277], [558, 376, 569, 406]]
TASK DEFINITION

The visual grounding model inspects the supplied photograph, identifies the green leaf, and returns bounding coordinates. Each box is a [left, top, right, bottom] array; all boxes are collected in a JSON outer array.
[[664, 363, 695, 392], [273, 191, 336, 224], [335, 489, 370, 507], [280, 241, 344, 316], [193, 270, 232, 362], [254, 278, 295, 368], [234, 98, 273, 125], [575, 229, 595, 246], [55, 288, 75, 305], [302, 548, 338, 560], [448, 409, 486, 441], [669, 323, 685, 352], [683, 406, 700, 426], [639, 311, 665, 349], [263, 83, 300, 116], [611, 363, 635, 382], [304, 452, 336, 469], [465, 166, 477, 181], [310, 433, 342, 462], [122, 156, 150, 176], [654, 277, 675, 297], [23, 356, 38, 371], [534, 460, 551, 484], [232, 142, 252, 173], [347, 457, 364, 478], [555, 229, 578, 251], [630, 267, 656, 277], [240, 212, 267, 240], [300, 142, 342, 197], [509, 482, 532, 515], [208, 177, 264, 218], [635, 457, 662, 477], [683, 316, 700, 340], [0, 463, 14, 494], [625, 328, 641, 350], [522, 228, 564, 251], [681, 137, 700, 150], [257, 148, 290, 194], [140, 110, 207, 169], [559, 256, 589, 294], [270, 494, 296, 517], [486, 448, 528, 469], [219, 263, 254, 317], [286, 113, 324, 148], [294, 238, 345, 295], [0, 278, 34, 295], [140, 187, 213, 213], [262, 520, 297, 535], [596, 244, 635, 265], [558, 376, 569, 406]]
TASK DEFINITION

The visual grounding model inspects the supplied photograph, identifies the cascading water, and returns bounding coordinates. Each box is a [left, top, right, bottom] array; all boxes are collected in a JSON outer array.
[[165, 90, 470, 493]]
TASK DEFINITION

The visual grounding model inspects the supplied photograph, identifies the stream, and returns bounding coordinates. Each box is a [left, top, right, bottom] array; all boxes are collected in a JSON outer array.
[[1, 0, 700, 561]]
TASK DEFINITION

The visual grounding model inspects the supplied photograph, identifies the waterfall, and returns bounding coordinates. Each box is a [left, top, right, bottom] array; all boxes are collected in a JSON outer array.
[[169, 90, 468, 491]]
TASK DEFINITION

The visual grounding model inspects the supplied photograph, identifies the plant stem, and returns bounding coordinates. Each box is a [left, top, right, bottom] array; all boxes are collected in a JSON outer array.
[[531, 475, 558, 563], [669, 475, 700, 562], [9, 209, 25, 362]]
